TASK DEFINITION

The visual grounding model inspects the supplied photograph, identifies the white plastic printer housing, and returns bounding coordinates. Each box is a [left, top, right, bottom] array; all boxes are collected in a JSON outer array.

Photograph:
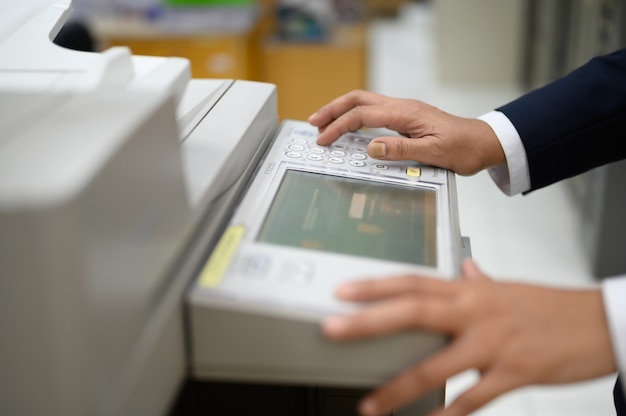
[[0, 2, 277, 415]]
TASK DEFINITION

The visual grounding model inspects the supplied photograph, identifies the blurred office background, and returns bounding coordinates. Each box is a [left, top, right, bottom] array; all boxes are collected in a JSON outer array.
[[59, 0, 626, 414]]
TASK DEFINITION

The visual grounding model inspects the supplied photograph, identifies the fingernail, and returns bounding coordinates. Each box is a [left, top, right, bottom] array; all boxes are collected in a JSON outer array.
[[308, 112, 318, 122], [337, 283, 358, 298], [359, 398, 380, 416], [369, 142, 386, 157], [323, 316, 350, 334]]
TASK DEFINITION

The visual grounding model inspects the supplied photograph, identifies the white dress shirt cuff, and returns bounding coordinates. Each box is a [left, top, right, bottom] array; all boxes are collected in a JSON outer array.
[[602, 277, 626, 376], [478, 111, 531, 196]]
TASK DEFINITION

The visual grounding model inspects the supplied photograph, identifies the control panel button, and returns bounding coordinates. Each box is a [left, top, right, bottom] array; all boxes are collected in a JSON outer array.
[[294, 129, 315, 137], [308, 154, 323, 161], [280, 261, 314, 286], [329, 157, 345, 164], [351, 153, 367, 160], [310, 147, 325, 154], [288, 144, 305, 151], [331, 150, 346, 157], [286, 151, 302, 158], [373, 163, 389, 170], [236, 255, 271, 279], [406, 167, 421, 177], [349, 160, 366, 167]]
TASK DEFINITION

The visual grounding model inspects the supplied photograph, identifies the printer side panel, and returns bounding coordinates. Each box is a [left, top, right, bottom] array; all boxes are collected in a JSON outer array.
[[0, 207, 91, 416], [0, 91, 192, 416]]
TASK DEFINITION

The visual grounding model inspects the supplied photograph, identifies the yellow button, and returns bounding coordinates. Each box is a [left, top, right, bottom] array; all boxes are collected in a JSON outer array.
[[406, 167, 421, 177]]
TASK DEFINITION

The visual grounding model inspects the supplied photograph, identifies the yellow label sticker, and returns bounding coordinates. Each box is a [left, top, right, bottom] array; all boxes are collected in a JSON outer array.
[[198, 225, 245, 288]]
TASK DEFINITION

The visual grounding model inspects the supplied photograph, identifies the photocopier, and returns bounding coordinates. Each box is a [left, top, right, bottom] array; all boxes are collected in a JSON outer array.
[[0, 1, 467, 415]]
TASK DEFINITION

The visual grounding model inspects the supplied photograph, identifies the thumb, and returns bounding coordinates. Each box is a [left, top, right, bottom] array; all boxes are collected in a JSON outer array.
[[461, 259, 492, 282], [367, 136, 443, 165]]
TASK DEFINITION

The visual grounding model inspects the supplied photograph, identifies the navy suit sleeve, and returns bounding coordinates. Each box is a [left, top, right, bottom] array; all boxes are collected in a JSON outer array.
[[497, 48, 626, 191]]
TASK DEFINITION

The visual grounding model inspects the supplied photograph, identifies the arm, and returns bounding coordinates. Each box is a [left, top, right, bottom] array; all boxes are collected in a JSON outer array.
[[310, 49, 626, 192], [496, 48, 626, 191]]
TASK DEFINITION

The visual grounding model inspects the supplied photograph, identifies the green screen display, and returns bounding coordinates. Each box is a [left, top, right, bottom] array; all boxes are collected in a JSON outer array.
[[257, 170, 437, 266]]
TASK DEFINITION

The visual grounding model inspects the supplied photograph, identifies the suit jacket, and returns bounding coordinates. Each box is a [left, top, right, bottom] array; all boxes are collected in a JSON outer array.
[[497, 48, 626, 191]]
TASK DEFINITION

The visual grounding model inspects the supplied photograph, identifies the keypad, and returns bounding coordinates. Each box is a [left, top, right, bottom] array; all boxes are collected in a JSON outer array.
[[283, 128, 390, 172]]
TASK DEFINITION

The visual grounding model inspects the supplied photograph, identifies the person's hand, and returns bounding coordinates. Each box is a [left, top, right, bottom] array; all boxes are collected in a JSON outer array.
[[322, 260, 616, 416], [308, 90, 505, 175]]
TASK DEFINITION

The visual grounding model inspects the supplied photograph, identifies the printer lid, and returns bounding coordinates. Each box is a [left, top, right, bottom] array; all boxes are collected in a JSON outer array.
[[0, 0, 190, 105]]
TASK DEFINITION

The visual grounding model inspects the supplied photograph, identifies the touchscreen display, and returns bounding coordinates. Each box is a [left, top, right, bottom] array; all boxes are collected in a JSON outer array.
[[257, 170, 437, 266]]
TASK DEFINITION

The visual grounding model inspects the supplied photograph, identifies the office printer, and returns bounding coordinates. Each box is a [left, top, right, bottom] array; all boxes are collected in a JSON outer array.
[[0, 1, 464, 415]]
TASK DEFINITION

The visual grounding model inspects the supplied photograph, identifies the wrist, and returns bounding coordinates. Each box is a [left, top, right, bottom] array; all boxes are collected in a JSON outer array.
[[472, 118, 507, 170]]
